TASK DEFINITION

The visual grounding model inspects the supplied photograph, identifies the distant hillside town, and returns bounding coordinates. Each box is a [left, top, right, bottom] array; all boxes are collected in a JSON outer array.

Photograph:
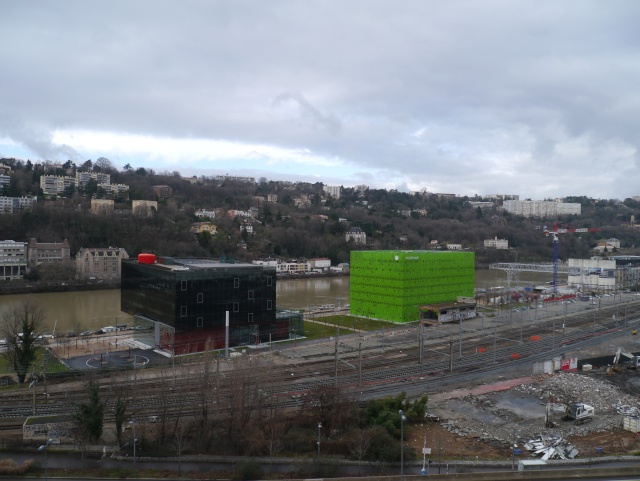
[[2, 157, 640, 291]]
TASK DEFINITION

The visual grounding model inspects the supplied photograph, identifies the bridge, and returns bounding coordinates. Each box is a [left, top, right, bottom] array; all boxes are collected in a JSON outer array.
[[488, 262, 569, 289]]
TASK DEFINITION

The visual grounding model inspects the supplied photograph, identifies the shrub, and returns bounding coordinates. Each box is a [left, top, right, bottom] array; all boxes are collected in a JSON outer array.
[[233, 460, 262, 481], [0, 459, 34, 475]]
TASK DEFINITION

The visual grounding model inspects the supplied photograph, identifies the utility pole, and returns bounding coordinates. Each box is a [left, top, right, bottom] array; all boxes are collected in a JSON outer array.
[[358, 342, 362, 387], [458, 312, 462, 357], [334, 322, 339, 387], [419, 321, 424, 376], [449, 338, 453, 373], [317, 422, 322, 464]]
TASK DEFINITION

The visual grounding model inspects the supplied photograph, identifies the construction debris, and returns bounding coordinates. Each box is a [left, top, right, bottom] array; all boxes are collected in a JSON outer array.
[[525, 434, 579, 460], [614, 403, 640, 417]]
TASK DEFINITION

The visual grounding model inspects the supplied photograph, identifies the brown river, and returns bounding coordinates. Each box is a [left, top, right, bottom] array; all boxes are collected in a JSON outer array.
[[0, 269, 559, 334]]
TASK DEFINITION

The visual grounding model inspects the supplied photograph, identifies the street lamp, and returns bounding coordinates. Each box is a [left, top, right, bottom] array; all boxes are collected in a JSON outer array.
[[317, 422, 322, 464], [38, 438, 54, 481], [399, 410, 406, 481]]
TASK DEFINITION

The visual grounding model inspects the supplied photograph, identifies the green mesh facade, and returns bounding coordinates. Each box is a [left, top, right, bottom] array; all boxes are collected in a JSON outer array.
[[350, 250, 475, 323]]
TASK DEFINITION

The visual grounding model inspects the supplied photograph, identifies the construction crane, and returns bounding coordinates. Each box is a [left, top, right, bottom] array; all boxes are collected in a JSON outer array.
[[543, 223, 601, 297]]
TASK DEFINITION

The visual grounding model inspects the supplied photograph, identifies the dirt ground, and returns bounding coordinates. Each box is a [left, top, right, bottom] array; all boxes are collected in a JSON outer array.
[[405, 423, 640, 461]]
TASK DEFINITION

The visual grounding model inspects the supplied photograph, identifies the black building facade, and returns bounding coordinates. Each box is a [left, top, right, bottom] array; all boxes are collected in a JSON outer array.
[[121, 255, 301, 354]]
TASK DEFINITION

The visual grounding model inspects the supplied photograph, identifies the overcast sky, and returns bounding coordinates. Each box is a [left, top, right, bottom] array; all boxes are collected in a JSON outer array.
[[1, 1, 639, 199]]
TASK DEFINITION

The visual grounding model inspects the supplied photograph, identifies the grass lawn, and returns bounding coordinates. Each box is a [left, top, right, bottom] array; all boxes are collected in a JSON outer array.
[[293, 314, 406, 342], [0, 346, 70, 379]]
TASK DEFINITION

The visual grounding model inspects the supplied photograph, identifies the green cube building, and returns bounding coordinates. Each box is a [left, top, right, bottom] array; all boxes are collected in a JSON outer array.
[[350, 250, 475, 322]]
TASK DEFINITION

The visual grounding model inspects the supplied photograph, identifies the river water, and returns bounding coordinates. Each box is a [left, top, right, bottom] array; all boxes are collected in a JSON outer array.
[[0, 269, 560, 334]]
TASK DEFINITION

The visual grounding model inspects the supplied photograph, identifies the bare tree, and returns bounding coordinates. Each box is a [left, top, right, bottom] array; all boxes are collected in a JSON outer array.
[[263, 403, 287, 460], [347, 428, 373, 463], [1, 300, 46, 383], [173, 420, 192, 475]]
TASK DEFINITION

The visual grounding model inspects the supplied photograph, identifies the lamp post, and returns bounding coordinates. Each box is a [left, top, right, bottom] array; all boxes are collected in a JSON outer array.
[[38, 438, 54, 481], [317, 422, 322, 464], [511, 429, 516, 470], [399, 410, 406, 481]]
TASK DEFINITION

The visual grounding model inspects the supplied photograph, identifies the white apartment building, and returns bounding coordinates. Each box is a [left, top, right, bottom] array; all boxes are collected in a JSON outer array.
[[76, 171, 110, 187], [40, 175, 76, 196], [99, 183, 129, 195], [323, 185, 341, 199], [484, 237, 509, 249], [0, 196, 37, 214], [0, 175, 9, 189], [503, 200, 581, 218], [0, 240, 28, 280]]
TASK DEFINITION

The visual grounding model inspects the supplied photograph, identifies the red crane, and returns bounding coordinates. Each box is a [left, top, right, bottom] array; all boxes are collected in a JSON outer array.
[[543, 223, 601, 297]]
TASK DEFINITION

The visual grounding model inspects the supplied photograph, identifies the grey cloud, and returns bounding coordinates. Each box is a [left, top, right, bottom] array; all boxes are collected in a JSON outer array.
[[1, 1, 640, 198]]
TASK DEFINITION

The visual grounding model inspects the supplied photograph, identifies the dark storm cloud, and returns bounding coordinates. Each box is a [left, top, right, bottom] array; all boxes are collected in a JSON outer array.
[[1, 0, 640, 198]]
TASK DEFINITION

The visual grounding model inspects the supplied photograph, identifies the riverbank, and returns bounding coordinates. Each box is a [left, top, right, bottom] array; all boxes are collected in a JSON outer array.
[[0, 279, 121, 296]]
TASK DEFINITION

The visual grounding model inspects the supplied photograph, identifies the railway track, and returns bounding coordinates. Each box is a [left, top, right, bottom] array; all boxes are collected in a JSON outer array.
[[1, 299, 639, 434]]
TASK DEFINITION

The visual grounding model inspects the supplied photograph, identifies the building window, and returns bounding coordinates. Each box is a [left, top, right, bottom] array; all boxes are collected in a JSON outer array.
[[234, 278, 240, 288], [181, 306, 187, 317], [197, 293, 203, 303], [267, 276, 272, 286], [267, 300, 272, 310], [248, 313, 253, 322], [181, 280, 187, 291], [248, 290, 254, 300], [197, 317, 203, 328], [233, 302, 239, 312]]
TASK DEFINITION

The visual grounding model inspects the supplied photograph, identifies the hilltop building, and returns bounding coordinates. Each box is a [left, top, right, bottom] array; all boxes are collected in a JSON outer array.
[[484, 237, 509, 249], [346, 227, 366, 245], [152, 185, 172, 199], [350, 250, 475, 323], [0, 196, 37, 214], [91, 198, 114, 215], [323, 185, 341, 199], [503, 200, 581, 218], [132, 200, 158, 217]]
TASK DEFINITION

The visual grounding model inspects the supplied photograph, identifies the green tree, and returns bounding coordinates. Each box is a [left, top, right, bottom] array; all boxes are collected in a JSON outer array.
[[1, 300, 45, 383], [75, 378, 105, 443]]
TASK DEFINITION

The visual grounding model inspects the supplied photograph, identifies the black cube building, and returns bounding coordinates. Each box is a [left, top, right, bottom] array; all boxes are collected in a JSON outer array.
[[121, 254, 301, 354]]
